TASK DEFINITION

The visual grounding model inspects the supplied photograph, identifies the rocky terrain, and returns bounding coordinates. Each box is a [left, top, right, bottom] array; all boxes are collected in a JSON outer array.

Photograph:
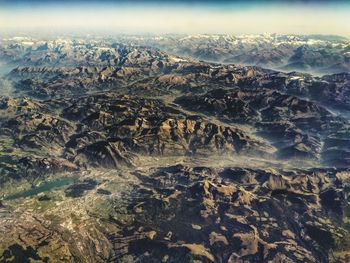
[[0, 35, 350, 262]]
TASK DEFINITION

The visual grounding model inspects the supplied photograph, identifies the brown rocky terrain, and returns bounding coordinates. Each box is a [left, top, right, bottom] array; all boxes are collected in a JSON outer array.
[[0, 36, 349, 262]]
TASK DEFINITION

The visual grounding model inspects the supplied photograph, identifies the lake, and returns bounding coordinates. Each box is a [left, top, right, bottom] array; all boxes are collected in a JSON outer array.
[[5, 177, 75, 200]]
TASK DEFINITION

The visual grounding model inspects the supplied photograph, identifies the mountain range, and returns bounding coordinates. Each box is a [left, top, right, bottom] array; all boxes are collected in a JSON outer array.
[[0, 34, 349, 262]]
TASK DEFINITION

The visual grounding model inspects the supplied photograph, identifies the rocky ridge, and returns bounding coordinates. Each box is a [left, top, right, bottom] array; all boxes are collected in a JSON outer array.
[[0, 36, 350, 262]]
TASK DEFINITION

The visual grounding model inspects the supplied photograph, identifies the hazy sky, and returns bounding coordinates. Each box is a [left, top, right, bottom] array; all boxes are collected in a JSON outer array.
[[0, 0, 349, 37]]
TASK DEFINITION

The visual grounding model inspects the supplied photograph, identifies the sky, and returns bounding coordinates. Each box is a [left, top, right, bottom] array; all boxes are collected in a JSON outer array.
[[0, 0, 349, 37]]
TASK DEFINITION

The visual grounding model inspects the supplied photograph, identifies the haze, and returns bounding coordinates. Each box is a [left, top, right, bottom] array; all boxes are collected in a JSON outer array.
[[0, 1, 349, 37]]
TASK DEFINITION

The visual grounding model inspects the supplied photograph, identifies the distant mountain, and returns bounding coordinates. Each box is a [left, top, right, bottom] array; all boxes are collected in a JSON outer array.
[[109, 33, 350, 75]]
